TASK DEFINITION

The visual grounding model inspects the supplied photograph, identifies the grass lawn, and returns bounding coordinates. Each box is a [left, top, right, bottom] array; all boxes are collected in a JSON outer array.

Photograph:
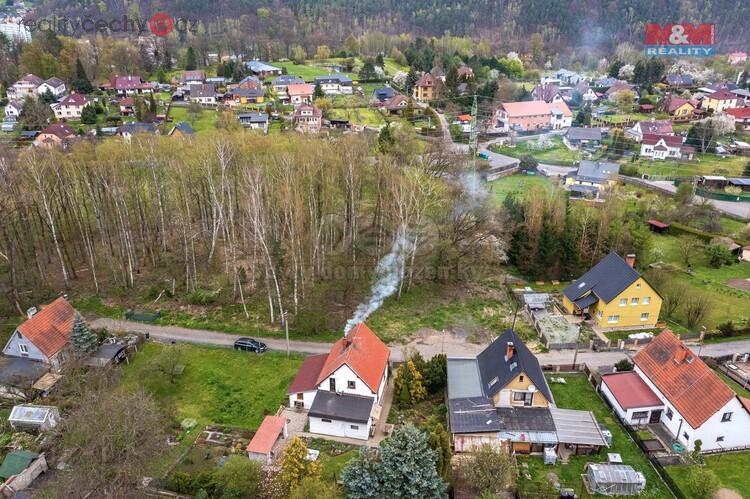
[[491, 136, 584, 165], [516, 374, 671, 498], [649, 233, 750, 330], [276, 61, 356, 82], [666, 452, 750, 499], [328, 107, 385, 127], [167, 106, 218, 133], [629, 152, 748, 178], [488, 174, 556, 205], [120, 342, 302, 428], [714, 369, 750, 397]]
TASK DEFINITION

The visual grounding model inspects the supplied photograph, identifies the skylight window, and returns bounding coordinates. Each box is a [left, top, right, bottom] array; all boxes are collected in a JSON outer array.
[[509, 362, 517, 371], [577, 281, 586, 288], [488, 376, 499, 387]]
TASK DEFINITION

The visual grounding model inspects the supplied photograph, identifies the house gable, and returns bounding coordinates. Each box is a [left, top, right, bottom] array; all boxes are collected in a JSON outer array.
[[2, 331, 49, 363]]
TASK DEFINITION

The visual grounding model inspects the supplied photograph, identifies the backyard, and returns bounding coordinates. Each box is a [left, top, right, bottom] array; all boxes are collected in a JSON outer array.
[[490, 135, 585, 165], [168, 106, 219, 133], [328, 107, 386, 127], [516, 374, 672, 498], [488, 173, 557, 205], [666, 452, 750, 499]]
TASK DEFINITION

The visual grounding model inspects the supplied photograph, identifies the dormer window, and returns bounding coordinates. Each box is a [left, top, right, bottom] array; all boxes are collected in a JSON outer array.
[[16, 332, 21, 339], [509, 362, 517, 371]]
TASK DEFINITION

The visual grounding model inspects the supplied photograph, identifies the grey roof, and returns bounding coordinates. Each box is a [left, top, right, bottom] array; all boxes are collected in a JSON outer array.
[[171, 122, 195, 135], [550, 407, 608, 447], [522, 293, 549, 309], [496, 406, 556, 432], [0, 357, 48, 386], [563, 252, 640, 304], [246, 61, 281, 73], [88, 343, 125, 360], [574, 160, 619, 184], [447, 358, 484, 399], [373, 87, 395, 102], [118, 122, 158, 135], [570, 184, 600, 195], [448, 397, 501, 433], [189, 83, 216, 98], [573, 292, 599, 308], [665, 74, 694, 86], [314, 74, 353, 85], [566, 127, 602, 141], [238, 112, 268, 124], [309, 390, 373, 424], [476, 329, 553, 404], [231, 87, 264, 98], [272, 75, 304, 86], [729, 178, 750, 186]]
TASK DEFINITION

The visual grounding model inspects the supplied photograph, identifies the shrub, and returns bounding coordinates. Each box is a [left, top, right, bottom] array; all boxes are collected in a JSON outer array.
[[705, 244, 734, 268], [619, 163, 639, 177], [614, 359, 634, 371], [168, 472, 195, 494]]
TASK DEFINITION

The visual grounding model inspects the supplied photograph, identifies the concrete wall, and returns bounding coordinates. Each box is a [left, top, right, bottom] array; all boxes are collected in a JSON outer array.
[[288, 390, 316, 410]]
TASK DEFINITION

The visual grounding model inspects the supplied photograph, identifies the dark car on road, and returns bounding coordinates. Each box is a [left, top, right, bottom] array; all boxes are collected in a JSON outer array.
[[233, 337, 267, 353]]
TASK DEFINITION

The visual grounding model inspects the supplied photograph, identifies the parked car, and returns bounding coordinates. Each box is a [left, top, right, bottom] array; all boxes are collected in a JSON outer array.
[[233, 337, 267, 353]]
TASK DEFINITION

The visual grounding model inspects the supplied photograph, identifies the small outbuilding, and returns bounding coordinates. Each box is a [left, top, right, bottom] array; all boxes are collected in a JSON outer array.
[[8, 405, 60, 432], [83, 343, 127, 368], [647, 219, 669, 233], [586, 463, 646, 496], [246, 415, 287, 463], [550, 407, 608, 455]]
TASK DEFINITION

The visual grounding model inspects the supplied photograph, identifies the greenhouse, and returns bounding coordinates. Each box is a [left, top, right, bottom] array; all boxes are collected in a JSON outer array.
[[586, 463, 646, 496]]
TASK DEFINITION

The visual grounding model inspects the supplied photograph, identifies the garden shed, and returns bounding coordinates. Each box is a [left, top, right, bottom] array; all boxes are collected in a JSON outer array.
[[586, 463, 646, 496]]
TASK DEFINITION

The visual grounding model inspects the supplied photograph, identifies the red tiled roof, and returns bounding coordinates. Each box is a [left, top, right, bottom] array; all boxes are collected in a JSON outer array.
[[634, 330, 734, 428], [112, 75, 151, 90], [637, 120, 673, 135], [316, 323, 389, 393], [59, 93, 88, 106], [726, 107, 750, 119], [40, 123, 77, 140], [709, 89, 737, 101], [286, 83, 314, 96], [740, 397, 750, 414], [666, 97, 694, 113], [415, 73, 433, 87], [246, 415, 285, 455], [548, 101, 572, 117], [120, 97, 134, 106], [456, 114, 472, 122], [602, 371, 662, 409], [17, 297, 75, 358], [642, 133, 682, 148], [648, 219, 669, 229], [500, 100, 551, 118], [288, 353, 327, 394]]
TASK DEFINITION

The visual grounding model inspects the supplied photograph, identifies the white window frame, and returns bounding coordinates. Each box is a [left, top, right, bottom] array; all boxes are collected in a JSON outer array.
[[640, 312, 650, 321], [643, 296, 650, 305], [18, 343, 28, 354], [608, 315, 620, 324], [619, 298, 627, 307], [597, 310, 603, 320], [631, 297, 639, 305]]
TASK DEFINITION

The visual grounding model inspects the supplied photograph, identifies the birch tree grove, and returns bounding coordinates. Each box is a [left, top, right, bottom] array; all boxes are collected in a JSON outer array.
[[0, 132, 497, 329]]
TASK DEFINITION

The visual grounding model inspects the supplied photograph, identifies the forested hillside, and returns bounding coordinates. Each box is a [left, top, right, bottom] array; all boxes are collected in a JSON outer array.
[[34, 0, 750, 52]]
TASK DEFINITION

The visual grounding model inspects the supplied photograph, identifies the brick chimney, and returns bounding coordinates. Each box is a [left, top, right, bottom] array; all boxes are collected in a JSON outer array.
[[505, 342, 515, 360], [625, 254, 636, 268]]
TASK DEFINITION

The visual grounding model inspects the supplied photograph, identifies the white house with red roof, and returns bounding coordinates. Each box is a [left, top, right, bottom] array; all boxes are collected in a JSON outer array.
[[726, 107, 750, 131], [50, 93, 91, 120], [2, 297, 78, 372], [640, 133, 695, 161], [288, 323, 390, 440], [601, 330, 750, 453], [107, 75, 154, 96], [246, 415, 288, 463], [627, 119, 674, 142]]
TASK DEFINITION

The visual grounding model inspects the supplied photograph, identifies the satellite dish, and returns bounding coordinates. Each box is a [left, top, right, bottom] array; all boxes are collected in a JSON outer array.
[[528, 385, 536, 392]]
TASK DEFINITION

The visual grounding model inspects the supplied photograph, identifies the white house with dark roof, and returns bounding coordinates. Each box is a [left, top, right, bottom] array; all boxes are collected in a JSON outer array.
[[37, 77, 66, 98]]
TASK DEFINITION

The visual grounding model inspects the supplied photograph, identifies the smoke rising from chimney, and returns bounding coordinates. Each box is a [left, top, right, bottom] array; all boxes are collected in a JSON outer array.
[[343, 226, 413, 335]]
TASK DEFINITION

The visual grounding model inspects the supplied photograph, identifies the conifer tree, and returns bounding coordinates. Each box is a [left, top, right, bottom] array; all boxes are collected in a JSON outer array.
[[185, 47, 197, 70], [70, 313, 98, 355], [72, 58, 94, 94]]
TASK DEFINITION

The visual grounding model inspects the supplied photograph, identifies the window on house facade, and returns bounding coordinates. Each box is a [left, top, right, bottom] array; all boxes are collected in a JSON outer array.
[[683, 432, 690, 441], [722, 412, 733, 422], [619, 298, 627, 306], [636, 283, 641, 288], [597, 310, 603, 320], [643, 296, 650, 304], [632, 411, 649, 420], [666, 408, 673, 420], [321, 418, 332, 423], [16, 332, 21, 339], [347, 380, 356, 390], [716, 436, 725, 442], [19, 344, 28, 354], [519, 375, 524, 382], [350, 425, 359, 430], [608, 315, 620, 323], [631, 297, 639, 305], [641, 313, 650, 321]]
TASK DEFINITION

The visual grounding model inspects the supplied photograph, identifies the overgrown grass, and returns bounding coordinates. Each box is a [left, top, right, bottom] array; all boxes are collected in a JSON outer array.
[[666, 452, 750, 499], [488, 174, 557, 206], [167, 106, 218, 133], [328, 107, 386, 127], [491, 136, 584, 164], [120, 342, 302, 428], [516, 374, 671, 498]]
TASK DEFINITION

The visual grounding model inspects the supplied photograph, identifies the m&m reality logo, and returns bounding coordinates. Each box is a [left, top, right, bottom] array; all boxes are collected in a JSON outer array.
[[645, 23, 715, 57]]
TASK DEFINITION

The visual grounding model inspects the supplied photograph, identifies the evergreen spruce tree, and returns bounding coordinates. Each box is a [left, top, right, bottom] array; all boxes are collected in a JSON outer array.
[[72, 58, 94, 94], [313, 82, 324, 99], [185, 47, 197, 70], [70, 313, 98, 355]]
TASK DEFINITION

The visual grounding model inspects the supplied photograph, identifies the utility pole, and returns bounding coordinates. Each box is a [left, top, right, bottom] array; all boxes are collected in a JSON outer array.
[[469, 94, 479, 166]]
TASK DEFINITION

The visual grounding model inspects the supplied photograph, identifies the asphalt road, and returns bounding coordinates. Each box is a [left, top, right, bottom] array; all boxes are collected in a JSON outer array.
[[641, 179, 750, 220], [90, 318, 750, 365]]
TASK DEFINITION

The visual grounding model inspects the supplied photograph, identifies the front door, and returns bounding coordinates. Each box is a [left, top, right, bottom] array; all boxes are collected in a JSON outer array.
[[649, 410, 662, 424], [329, 378, 336, 392]]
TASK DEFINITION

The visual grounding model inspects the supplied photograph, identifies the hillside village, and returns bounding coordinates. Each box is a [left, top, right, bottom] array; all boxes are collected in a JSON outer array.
[[1, 0, 750, 498]]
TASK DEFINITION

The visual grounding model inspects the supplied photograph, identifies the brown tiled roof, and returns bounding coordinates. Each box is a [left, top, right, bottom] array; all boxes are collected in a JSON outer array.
[[17, 297, 75, 358], [40, 123, 77, 140], [642, 133, 682, 148], [500, 100, 550, 118], [59, 93, 88, 106], [634, 330, 734, 428], [316, 323, 389, 393], [288, 354, 327, 394], [415, 73, 434, 88]]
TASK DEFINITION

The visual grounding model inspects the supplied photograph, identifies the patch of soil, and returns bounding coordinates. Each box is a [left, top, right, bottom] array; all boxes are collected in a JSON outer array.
[[713, 488, 742, 499], [727, 279, 750, 292]]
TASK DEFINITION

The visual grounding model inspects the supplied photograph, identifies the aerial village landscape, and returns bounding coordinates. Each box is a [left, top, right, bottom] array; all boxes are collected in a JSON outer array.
[[0, 0, 750, 497]]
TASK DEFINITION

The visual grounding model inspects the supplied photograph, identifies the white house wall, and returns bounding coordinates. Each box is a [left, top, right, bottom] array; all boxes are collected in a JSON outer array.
[[287, 390, 317, 410], [309, 416, 370, 440], [600, 380, 663, 425], [633, 365, 750, 452], [317, 364, 378, 400]]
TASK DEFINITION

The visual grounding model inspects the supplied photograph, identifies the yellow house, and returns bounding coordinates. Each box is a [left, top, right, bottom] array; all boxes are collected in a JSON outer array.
[[702, 89, 738, 113], [562, 252, 662, 329]]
